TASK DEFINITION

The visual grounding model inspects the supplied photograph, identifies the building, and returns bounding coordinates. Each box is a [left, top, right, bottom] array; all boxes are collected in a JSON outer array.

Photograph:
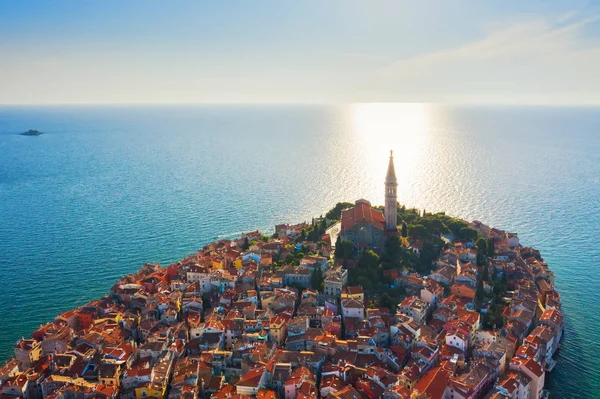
[[324, 267, 348, 297], [412, 367, 449, 399], [338, 151, 397, 250], [341, 286, 364, 302], [341, 298, 365, 320], [269, 314, 291, 346], [327, 385, 364, 399], [236, 367, 268, 396], [186, 265, 212, 294], [384, 150, 398, 231], [397, 296, 429, 324], [281, 266, 311, 288], [510, 357, 545, 399], [340, 199, 386, 250], [284, 366, 315, 399], [14, 339, 42, 368], [299, 255, 329, 272]]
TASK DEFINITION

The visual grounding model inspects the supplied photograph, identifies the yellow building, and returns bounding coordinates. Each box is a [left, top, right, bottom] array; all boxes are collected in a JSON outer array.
[[211, 258, 224, 270], [135, 383, 165, 399], [341, 286, 365, 303], [233, 257, 243, 270]]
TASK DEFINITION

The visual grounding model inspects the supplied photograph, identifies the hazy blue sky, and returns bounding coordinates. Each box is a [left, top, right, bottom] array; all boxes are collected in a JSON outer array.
[[1, 1, 599, 104]]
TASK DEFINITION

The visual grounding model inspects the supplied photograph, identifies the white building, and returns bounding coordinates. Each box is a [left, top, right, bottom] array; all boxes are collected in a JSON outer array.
[[341, 298, 365, 319]]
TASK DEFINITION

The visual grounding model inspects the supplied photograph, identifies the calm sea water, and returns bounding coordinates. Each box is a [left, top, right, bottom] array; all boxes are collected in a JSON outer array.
[[0, 104, 599, 398]]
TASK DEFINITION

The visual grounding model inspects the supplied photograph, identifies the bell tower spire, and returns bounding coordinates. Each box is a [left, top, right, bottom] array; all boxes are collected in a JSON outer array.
[[385, 150, 398, 231]]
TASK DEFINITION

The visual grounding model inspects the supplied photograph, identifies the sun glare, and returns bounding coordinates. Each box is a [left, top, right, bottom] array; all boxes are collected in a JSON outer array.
[[348, 102, 430, 204]]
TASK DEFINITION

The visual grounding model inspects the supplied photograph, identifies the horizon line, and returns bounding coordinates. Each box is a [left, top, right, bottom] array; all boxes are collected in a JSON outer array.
[[1, 101, 600, 108]]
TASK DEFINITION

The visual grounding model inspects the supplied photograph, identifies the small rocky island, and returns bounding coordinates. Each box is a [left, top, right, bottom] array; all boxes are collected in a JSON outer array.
[[20, 129, 43, 136]]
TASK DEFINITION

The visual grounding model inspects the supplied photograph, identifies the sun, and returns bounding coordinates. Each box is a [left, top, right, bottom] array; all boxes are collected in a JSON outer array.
[[348, 102, 431, 203]]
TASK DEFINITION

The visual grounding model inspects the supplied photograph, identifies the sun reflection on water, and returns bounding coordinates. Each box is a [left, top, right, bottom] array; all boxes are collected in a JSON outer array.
[[347, 102, 431, 205]]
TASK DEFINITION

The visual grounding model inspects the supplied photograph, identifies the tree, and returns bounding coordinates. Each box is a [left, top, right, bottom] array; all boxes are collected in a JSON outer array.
[[447, 219, 468, 235], [487, 238, 495, 258], [476, 252, 486, 267], [475, 237, 488, 254], [419, 216, 447, 235], [320, 218, 327, 232], [325, 202, 354, 221], [458, 227, 479, 241], [482, 264, 489, 282], [476, 278, 485, 301], [310, 268, 323, 291], [336, 240, 353, 261], [384, 235, 402, 259], [300, 229, 306, 240], [408, 224, 428, 240], [379, 292, 393, 310], [359, 250, 379, 270], [242, 237, 250, 251], [397, 206, 421, 224], [356, 276, 372, 291], [493, 306, 504, 328], [201, 294, 212, 310], [475, 237, 488, 266], [401, 222, 408, 238]]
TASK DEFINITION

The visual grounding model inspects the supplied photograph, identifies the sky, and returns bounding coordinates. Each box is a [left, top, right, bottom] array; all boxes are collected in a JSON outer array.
[[1, 0, 599, 105]]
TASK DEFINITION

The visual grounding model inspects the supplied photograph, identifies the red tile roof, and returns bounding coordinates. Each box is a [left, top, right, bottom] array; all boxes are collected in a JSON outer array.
[[341, 201, 385, 231], [413, 367, 449, 399]]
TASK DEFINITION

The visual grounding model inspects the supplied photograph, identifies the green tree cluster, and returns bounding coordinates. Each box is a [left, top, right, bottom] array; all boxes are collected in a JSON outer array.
[[395, 211, 464, 273], [335, 236, 353, 264], [307, 217, 328, 241], [397, 205, 421, 224], [284, 251, 305, 266], [310, 268, 324, 291], [381, 235, 407, 272], [476, 237, 488, 266], [458, 227, 479, 241], [325, 202, 354, 221], [483, 269, 509, 329], [348, 250, 382, 291]]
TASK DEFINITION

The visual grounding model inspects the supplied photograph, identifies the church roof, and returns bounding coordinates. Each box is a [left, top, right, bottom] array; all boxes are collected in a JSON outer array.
[[341, 201, 385, 231], [386, 150, 397, 182]]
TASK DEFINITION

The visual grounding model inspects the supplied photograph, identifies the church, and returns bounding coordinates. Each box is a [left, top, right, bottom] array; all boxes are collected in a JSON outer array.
[[340, 151, 398, 251]]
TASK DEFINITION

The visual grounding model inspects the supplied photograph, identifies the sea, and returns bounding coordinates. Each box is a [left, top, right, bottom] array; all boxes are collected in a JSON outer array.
[[0, 104, 598, 398]]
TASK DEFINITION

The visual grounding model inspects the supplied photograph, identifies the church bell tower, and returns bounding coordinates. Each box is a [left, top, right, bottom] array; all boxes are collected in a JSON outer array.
[[385, 150, 398, 231]]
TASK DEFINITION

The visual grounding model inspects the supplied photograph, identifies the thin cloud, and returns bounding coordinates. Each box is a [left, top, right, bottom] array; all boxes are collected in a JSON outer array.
[[380, 14, 600, 72], [345, 52, 394, 62], [371, 12, 600, 104]]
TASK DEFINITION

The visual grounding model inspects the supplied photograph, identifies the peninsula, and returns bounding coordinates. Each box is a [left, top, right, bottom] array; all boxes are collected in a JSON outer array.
[[0, 153, 563, 399], [19, 129, 43, 136]]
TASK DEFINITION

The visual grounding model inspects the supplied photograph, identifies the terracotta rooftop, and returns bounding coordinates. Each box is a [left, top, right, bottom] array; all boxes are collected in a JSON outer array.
[[341, 200, 385, 231]]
